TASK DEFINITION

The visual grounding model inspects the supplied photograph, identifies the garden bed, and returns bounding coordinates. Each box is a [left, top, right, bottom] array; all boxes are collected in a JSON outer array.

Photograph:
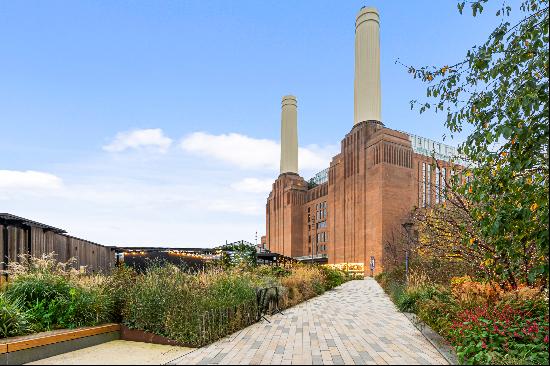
[[1, 254, 352, 351], [376, 270, 549, 365]]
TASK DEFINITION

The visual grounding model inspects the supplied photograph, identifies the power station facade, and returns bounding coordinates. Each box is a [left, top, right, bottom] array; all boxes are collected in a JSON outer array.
[[264, 7, 460, 275]]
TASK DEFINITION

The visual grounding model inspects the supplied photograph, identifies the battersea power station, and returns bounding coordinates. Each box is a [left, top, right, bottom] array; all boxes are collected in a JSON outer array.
[[264, 7, 460, 275]]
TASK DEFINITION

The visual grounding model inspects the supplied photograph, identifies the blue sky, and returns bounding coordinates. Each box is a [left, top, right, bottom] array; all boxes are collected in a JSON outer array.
[[0, 1, 504, 247]]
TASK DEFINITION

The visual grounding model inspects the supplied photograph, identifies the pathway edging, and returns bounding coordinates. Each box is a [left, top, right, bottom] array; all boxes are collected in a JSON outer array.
[[403, 312, 459, 365]]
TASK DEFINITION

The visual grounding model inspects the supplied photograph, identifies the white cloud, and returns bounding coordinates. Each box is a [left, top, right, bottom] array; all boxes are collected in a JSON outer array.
[[0, 164, 266, 245], [299, 144, 337, 173], [180, 132, 337, 172], [205, 199, 263, 216], [2, 130, 338, 248], [0, 170, 63, 190], [231, 178, 274, 193], [181, 132, 278, 169], [103, 128, 172, 153]]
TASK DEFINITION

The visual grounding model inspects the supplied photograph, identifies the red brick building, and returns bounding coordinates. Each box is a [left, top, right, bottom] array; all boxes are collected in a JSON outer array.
[[264, 7, 460, 275]]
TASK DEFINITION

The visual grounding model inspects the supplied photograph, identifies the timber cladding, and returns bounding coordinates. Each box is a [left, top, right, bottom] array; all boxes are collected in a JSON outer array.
[[0, 215, 116, 274], [0, 324, 120, 354]]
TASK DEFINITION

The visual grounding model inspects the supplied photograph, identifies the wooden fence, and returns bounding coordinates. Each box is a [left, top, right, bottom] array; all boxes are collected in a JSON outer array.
[[0, 224, 116, 274]]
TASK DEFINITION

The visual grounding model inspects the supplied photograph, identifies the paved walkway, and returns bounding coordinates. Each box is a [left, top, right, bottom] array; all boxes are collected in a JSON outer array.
[[167, 279, 448, 365]]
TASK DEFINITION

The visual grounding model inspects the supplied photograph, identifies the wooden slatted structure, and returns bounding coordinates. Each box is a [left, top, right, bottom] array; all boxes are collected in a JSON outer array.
[[0, 214, 116, 274], [0, 324, 120, 354]]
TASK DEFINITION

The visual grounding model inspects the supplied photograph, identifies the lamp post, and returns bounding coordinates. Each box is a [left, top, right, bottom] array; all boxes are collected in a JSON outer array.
[[402, 221, 414, 287]]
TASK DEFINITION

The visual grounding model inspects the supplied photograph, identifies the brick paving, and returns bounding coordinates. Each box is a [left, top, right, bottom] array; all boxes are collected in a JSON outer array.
[[167, 278, 448, 365]]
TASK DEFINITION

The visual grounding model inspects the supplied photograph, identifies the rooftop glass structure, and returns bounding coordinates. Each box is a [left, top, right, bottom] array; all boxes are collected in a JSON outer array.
[[402, 132, 465, 164], [309, 168, 329, 185]]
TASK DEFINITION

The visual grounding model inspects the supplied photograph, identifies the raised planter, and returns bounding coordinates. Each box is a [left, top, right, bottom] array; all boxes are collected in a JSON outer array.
[[0, 324, 120, 365], [120, 325, 183, 347]]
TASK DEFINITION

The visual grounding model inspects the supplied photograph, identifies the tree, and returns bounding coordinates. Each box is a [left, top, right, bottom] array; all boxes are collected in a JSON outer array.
[[403, 0, 548, 287], [410, 162, 542, 289], [215, 241, 257, 268], [307, 178, 318, 189]]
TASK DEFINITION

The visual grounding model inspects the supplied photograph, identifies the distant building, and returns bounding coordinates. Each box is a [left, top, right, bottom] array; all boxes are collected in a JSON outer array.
[[0, 213, 116, 274], [265, 7, 462, 275]]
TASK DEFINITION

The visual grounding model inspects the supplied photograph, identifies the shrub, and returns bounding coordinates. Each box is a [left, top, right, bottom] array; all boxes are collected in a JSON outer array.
[[375, 266, 405, 294], [5, 272, 72, 308], [0, 294, 29, 338], [319, 266, 346, 290], [416, 294, 458, 336], [5, 272, 72, 332], [279, 266, 326, 309], [122, 265, 182, 336], [121, 265, 258, 347], [394, 271, 446, 313], [104, 265, 137, 322], [1, 255, 341, 346], [378, 261, 550, 365], [374, 272, 389, 288], [448, 300, 549, 365], [3, 255, 115, 332], [407, 255, 480, 286], [252, 265, 291, 279], [396, 285, 443, 313], [451, 276, 503, 307], [57, 281, 114, 329]]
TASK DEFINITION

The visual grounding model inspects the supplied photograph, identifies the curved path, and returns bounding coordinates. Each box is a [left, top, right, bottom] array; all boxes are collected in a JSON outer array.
[[167, 278, 448, 365]]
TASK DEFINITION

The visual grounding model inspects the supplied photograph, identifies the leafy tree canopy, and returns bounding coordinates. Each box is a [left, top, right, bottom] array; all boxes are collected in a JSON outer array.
[[215, 241, 257, 268], [404, 0, 549, 286]]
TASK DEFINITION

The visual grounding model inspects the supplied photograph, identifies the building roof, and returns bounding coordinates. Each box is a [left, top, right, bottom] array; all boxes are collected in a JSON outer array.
[[402, 132, 466, 164], [0, 213, 67, 234], [309, 168, 329, 186], [115, 246, 216, 253]]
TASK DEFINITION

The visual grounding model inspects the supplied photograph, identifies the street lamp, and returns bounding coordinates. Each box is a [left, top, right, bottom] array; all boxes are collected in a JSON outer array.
[[402, 220, 414, 286]]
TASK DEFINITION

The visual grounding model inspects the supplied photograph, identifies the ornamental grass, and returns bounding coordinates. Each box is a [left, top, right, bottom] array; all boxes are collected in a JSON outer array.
[[1, 255, 350, 346]]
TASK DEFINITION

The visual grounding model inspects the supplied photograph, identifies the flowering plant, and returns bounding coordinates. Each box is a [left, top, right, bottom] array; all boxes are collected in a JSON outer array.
[[449, 301, 549, 364]]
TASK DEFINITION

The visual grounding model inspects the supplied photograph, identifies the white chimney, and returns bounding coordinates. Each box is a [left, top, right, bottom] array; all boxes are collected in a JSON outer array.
[[354, 7, 381, 124], [280, 95, 298, 174]]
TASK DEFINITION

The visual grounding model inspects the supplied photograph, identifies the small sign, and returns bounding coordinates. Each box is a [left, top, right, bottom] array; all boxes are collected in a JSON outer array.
[[370, 256, 375, 271]]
